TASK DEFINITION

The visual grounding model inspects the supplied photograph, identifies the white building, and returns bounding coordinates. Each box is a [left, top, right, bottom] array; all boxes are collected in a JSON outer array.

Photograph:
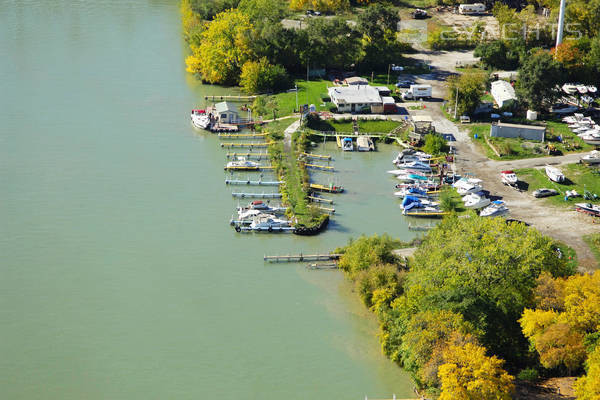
[[328, 86, 383, 113], [490, 80, 517, 109]]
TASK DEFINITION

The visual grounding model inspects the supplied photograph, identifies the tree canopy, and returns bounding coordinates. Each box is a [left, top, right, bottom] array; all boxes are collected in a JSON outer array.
[[516, 49, 562, 111], [447, 72, 488, 116]]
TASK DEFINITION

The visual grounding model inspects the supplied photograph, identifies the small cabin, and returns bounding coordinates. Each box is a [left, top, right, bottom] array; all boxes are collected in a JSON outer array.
[[490, 122, 546, 142], [215, 101, 239, 124]]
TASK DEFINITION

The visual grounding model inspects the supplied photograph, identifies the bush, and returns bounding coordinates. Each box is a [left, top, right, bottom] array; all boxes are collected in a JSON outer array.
[[517, 368, 539, 382], [422, 133, 448, 155], [240, 58, 291, 94]]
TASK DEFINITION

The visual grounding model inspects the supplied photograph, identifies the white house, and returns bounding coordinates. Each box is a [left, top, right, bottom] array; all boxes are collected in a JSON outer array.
[[328, 85, 383, 113], [214, 101, 239, 124], [490, 80, 517, 109]]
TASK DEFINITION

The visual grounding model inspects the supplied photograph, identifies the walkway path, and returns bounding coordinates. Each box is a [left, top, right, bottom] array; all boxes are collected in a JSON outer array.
[[283, 119, 301, 152]]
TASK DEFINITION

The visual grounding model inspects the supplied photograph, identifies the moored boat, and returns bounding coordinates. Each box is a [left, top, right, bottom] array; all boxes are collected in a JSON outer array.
[[225, 157, 260, 170], [191, 109, 211, 130], [462, 192, 491, 209]]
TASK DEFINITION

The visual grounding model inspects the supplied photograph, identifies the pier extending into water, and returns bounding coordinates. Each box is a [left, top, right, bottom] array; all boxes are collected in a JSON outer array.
[[308, 195, 333, 204], [301, 152, 332, 160], [305, 163, 334, 171], [226, 152, 269, 159], [264, 253, 341, 262], [221, 142, 271, 148], [204, 94, 256, 102], [232, 192, 282, 199], [225, 179, 282, 186]]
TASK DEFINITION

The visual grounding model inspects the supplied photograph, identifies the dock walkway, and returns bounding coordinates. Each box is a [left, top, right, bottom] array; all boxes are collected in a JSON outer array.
[[264, 253, 341, 262]]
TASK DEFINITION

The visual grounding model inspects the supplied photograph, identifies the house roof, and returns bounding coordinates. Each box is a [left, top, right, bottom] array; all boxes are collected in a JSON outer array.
[[328, 85, 382, 104], [496, 122, 546, 131], [490, 80, 517, 105], [215, 101, 238, 114], [381, 96, 396, 105], [374, 86, 391, 93]]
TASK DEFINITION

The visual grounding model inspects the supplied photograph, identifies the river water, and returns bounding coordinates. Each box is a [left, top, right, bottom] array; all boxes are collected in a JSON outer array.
[[0, 1, 416, 399]]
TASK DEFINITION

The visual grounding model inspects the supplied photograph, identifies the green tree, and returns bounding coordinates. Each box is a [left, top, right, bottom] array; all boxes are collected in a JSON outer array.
[[189, 0, 240, 20], [192, 9, 254, 84], [305, 17, 361, 69], [516, 49, 562, 111], [354, 264, 405, 308], [447, 71, 488, 116], [422, 133, 448, 155], [238, 0, 288, 28], [337, 234, 401, 278], [357, 3, 399, 41], [474, 40, 521, 70]]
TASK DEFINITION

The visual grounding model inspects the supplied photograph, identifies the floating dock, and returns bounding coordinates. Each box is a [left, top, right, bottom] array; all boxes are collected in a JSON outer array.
[[408, 222, 435, 231], [237, 226, 294, 233], [218, 132, 269, 139], [220, 142, 271, 148], [316, 206, 335, 214], [232, 192, 282, 199], [264, 253, 341, 262], [305, 163, 334, 171], [301, 152, 332, 160], [308, 195, 333, 204], [306, 262, 338, 270], [226, 152, 269, 160], [309, 183, 344, 193], [224, 165, 274, 171], [225, 179, 282, 186]]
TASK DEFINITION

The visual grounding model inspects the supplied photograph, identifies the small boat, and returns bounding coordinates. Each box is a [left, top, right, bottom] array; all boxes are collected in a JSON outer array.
[[581, 132, 600, 145], [395, 173, 430, 183], [395, 187, 432, 199], [462, 192, 491, 209], [456, 181, 484, 196], [500, 170, 518, 186], [575, 203, 600, 217], [357, 136, 374, 151], [225, 157, 260, 170], [249, 214, 291, 230], [191, 109, 211, 130], [581, 150, 600, 164], [394, 160, 432, 173], [237, 200, 287, 217], [545, 165, 565, 183], [577, 84, 588, 94], [562, 83, 578, 94], [588, 85, 598, 94], [393, 150, 431, 164], [341, 137, 354, 151], [480, 200, 509, 217], [309, 183, 344, 193], [401, 197, 448, 218]]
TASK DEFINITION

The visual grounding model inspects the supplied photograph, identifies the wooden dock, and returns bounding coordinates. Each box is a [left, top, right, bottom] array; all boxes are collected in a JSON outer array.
[[301, 152, 332, 160], [308, 195, 333, 204], [232, 192, 282, 199], [306, 163, 334, 171], [306, 262, 338, 270], [264, 253, 341, 262], [224, 165, 274, 171], [309, 183, 344, 193], [220, 142, 271, 148], [218, 132, 269, 139], [225, 179, 282, 186], [316, 205, 335, 214], [226, 152, 269, 159], [205, 95, 256, 102]]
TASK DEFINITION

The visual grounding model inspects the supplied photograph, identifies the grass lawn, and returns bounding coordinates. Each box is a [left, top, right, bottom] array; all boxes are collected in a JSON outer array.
[[307, 118, 403, 134], [583, 233, 600, 264], [515, 163, 600, 208], [266, 79, 332, 117], [258, 118, 298, 134], [468, 121, 594, 161]]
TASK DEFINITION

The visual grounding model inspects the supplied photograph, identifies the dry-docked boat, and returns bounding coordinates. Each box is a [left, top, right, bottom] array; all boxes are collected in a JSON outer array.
[[480, 200, 509, 217], [575, 203, 600, 217], [545, 165, 565, 183], [462, 192, 491, 209], [500, 170, 518, 186], [580, 132, 600, 145], [581, 150, 600, 164]]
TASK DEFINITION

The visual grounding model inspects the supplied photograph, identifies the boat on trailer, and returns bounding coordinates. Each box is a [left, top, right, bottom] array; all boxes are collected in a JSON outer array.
[[575, 203, 600, 217], [500, 170, 518, 186]]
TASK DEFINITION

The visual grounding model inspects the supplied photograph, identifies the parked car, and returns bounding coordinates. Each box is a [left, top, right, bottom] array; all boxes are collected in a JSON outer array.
[[550, 104, 579, 114], [396, 80, 414, 88], [412, 9, 428, 19], [533, 188, 559, 198]]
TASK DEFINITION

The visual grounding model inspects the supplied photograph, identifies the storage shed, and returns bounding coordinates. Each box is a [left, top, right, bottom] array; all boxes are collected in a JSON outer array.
[[382, 97, 397, 114], [490, 122, 546, 142], [215, 101, 239, 124], [490, 80, 517, 109]]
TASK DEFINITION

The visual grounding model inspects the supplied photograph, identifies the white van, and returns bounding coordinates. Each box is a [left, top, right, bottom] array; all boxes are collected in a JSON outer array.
[[401, 84, 432, 100], [458, 3, 486, 14]]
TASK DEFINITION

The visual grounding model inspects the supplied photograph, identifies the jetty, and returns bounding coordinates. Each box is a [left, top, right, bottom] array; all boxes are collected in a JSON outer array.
[[224, 165, 274, 171], [308, 195, 333, 204], [309, 183, 344, 193], [264, 253, 341, 262], [225, 179, 282, 186], [305, 163, 334, 171], [316, 205, 335, 214], [306, 262, 338, 270], [218, 132, 269, 139], [301, 152, 332, 160], [220, 142, 271, 148], [226, 152, 269, 160], [408, 222, 436, 231], [204, 95, 256, 102], [232, 192, 282, 199]]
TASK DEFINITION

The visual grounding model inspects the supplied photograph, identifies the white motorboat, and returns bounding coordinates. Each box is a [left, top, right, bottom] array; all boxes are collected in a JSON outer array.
[[581, 132, 600, 145], [575, 203, 600, 217], [401, 197, 448, 217], [226, 157, 260, 170], [393, 150, 431, 164], [249, 214, 291, 231], [588, 86, 598, 94], [480, 200, 509, 217], [456, 181, 484, 195], [191, 109, 211, 129], [581, 150, 600, 164], [545, 165, 565, 183], [341, 137, 354, 151], [577, 85, 589, 94], [394, 160, 432, 173], [562, 83, 578, 95], [395, 187, 432, 199], [500, 170, 518, 186], [462, 192, 491, 209], [237, 200, 287, 217]]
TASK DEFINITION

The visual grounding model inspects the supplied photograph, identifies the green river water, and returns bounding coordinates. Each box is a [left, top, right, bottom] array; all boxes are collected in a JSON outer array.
[[0, 1, 418, 398]]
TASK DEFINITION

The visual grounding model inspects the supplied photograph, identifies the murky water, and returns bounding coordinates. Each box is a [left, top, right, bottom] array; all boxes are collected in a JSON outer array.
[[0, 1, 416, 398]]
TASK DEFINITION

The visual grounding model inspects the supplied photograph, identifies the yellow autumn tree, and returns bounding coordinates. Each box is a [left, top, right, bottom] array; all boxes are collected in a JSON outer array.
[[438, 343, 514, 400], [187, 9, 254, 84], [563, 271, 600, 333], [181, 0, 201, 39], [575, 346, 600, 400], [289, 0, 349, 12]]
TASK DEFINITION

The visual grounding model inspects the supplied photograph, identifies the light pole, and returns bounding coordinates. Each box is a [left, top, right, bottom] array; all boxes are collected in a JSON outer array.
[[556, 0, 566, 48], [387, 64, 394, 85], [295, 84, 298, 113], [454, 86, 459, 120]]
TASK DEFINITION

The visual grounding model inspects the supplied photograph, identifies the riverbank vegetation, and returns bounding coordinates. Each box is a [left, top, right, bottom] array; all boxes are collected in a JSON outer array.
[[336, 217, 584, 397]]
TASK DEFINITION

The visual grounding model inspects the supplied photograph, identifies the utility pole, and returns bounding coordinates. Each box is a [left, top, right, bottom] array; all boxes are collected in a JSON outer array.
[[306, 58, 310, 106], [387, 64, 391, 85], [295, 84, 298, 113], [556, 0, 566, 48], [454, 86, 459, 120]]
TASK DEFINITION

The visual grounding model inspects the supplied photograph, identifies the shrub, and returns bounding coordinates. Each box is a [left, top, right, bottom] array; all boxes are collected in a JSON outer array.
[[517, 368, 539, 382]]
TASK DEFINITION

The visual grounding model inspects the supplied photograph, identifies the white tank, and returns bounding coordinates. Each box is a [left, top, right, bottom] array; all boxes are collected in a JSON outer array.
[[526, 110, 538, 121]]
